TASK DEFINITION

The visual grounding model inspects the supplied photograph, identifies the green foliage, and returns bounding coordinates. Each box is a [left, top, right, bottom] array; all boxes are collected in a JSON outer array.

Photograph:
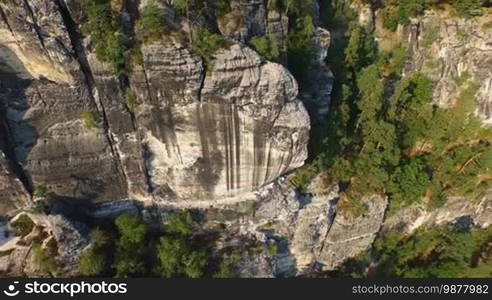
[[213, 252, 241, 278], [320, 0, 356, 28], [380, 45, 408, 78], [79, 228, 110, 277], [167, 211, 194, 236], [453, 71, 471, 87], [389, 157, 431, 210], [287, 14, 315, 85], [452, 0, 487, 16], [32, 242, 59, 274], [172, 0, 231, 18], [125, 90, 137, 113], [192, 28, 227, 68], [33, 184, 49, 199], [345, 25, 378, 74], [313, 5, 490, 215], [158, 210, 208, 278], [172, 0, 187, 15], [267, 243, 278, 257], [81, 0, 127, 75], [33, 200, 52, 215], [213, 0, 232, 17], [157, 236, 207, 278], [289, 164, 318, 192], [380, 0, 432, 31], [11, 214, 35, 237], [32, 184, 52, 214], [81, 110, 99, 129], [113, 214, 148, 277], [380, 0, 487, 31], [421, 23, 440, 48], [79, 247, 106, 276], [135, 0, 168, 42], [372, 226, 492, 277], [250, 37, 280, 61]]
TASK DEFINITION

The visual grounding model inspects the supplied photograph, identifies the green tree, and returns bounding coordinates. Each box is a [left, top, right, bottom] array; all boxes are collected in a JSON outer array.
[[250, 37, 280, 61], [192, 28, 227, 68], [167, 211, 194, 236], [79, 228, 110, 277], [135, 0, 168, 42], [81, 0, 127, 75], [157, 236, 207, 278], [113, 214, 148, 277]]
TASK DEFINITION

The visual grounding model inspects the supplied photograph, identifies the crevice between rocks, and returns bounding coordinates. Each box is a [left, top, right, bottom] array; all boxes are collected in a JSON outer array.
[[21, 0, 47, 52], [0, 110, 33, 196], [0, 5, 14, 34], [54, 0, 129, 191]]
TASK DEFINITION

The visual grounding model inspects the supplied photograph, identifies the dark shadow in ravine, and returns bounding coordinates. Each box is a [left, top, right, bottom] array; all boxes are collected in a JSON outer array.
[[0, 45, 37, 195]]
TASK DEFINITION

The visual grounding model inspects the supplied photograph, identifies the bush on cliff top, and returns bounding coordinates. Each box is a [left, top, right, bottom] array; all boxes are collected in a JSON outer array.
[[250, 36, 280, 61], [81, 0, 127, 75], [191, 27, 227, 68], [135, 0, 168, 43]]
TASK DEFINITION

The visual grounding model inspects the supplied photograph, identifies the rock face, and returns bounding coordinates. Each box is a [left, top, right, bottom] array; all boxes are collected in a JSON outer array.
[[131, 42, 309, 202], [0, 152, 30, 215], [0, 0, 310, 212], [193, 174, 387, 276], [383, 193, 492, 234], [0, 213, 89, 277], [371, 9, 492, 122]]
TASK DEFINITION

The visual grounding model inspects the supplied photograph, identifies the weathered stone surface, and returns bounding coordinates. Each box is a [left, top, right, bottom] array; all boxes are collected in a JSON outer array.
[[383, 193, 492, 234], [373, 10, 492, 123], [317, 195, 387, 271], [0, 212, 89, 277], [0, 1, 310, 208], [0, 152, 30, 215], [131, 42, 310, 202], [300, 27, 334, 123]]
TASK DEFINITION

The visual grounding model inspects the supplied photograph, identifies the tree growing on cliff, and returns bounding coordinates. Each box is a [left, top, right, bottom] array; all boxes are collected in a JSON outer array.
[[81, 0, 127, 75], [79, 229, 111, 277], [113, 213, 149, 277]]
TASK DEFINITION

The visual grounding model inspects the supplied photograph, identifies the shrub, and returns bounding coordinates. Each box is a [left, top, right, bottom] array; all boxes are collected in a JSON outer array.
[[33, 200, 52, 215], [289, 164, 318, 192], [157, 236, 207, 278], [421, 23, 440, 48], [79, 228, 110, 276], [11, 214, 35, 237], [213, 252, 241, 278], [115, 213, 147, 244], [81, 110, 99, 129], [191, 28, 227, 68], [172, 0, 187, 16], [33, 184, 49, 199], [452, 0, 486, 16], [135, 1, 168, 42], [125, 90, 137, 113], [79, 248, 106, 276], [388, 157, 432, 209], [452, 71, 471, 87], [32, 242, 58, 274], [167, 211, 194, 236], [81, 0, 127, 75], [267, 243, 278, 257], [250, 37, 280, 61], [287, 15, 315, 85], [371, 226, 492, 277], [113, 214, 148, 277]]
